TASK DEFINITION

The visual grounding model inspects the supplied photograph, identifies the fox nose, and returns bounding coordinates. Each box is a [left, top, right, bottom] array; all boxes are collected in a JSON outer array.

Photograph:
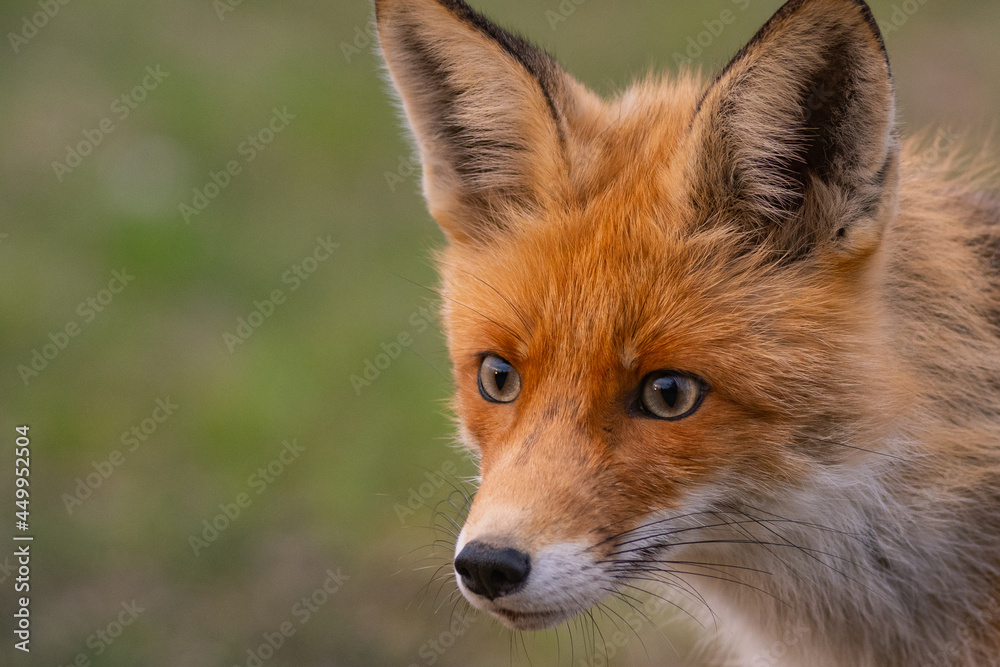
[[455, 541, 531, 600]]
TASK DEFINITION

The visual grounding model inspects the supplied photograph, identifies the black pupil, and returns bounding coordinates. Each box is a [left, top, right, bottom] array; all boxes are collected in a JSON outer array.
[[493, 367, 509, 391], [655, 377, 679, 408]]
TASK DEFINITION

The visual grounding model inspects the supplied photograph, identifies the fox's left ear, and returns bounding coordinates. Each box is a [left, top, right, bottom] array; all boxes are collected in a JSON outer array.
[[687, 0, 898, 261], [376, 0, 588, 246]]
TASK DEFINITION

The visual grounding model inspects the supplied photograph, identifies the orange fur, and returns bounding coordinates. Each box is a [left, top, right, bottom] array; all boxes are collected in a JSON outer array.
[[377, 0, 1000, 663]]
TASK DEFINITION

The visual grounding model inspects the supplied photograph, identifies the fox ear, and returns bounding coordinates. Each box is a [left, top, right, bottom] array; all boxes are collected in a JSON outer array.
[[687, 0, 898, 261], [376, 0, 580, 245]]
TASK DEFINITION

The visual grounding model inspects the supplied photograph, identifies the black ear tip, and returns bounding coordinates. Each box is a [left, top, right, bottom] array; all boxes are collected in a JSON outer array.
[[763, 0, 888, 54], [798, 0, 889, 59], [842, 0, 890, 61]]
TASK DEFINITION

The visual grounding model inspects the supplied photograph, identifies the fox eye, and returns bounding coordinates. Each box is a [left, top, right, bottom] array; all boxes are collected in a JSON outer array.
[[478, 355, 521, 403], [638, 372, 707, 420]]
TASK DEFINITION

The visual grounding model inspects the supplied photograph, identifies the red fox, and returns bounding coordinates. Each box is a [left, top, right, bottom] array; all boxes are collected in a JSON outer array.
[[376, 0, 1000, 663]]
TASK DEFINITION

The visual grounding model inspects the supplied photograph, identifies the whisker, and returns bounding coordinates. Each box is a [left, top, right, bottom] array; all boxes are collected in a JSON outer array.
[[625, 568, 717, 618], [731, 501, 866, 544], [607, 514, 859, 554], [609, 538, 858, 565], [431, 570, 459, 611], [614, 590, 682, 658], [615, 581, 709, 629], [798, 434, 914, 465], [393, 273, 528, 346], [707, 509, 808, 596], [598, 601, 649, 666], [554, 620, 562, 667], [464, 270, 535, 336], [612, 558, 775, 577], [619, 566, 788, 607], [588, 510, 725, 551], [519, 630, 534, 667], [587, 608, 609, 666], [415, 561, 455, 607]]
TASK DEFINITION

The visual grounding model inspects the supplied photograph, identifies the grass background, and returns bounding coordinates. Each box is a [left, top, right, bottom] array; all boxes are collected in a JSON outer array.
[[0, 0, 997, 665]]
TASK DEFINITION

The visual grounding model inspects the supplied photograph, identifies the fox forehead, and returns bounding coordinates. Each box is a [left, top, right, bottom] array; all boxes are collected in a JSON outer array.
[[443, 230, 730, 355], [435, 81, 730, 357]]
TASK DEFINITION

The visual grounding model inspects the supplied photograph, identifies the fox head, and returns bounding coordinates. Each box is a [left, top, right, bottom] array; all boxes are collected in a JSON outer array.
[[378, 0, 900, 631]]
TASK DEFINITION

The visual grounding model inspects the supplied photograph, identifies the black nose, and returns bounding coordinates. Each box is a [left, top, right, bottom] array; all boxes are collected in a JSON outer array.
[[454, 541, 531, 600]]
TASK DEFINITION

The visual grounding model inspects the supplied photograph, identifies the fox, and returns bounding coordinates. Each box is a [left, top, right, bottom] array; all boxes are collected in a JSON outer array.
[[375, 0, 1000, 664]]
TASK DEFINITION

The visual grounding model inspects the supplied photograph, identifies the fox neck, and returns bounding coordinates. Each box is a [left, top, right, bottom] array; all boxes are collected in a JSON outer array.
[[689, 446, 1000, 667]]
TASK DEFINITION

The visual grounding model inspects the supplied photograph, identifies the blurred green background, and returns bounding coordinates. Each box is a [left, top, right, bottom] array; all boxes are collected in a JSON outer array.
[[0, 0, 997, 665]]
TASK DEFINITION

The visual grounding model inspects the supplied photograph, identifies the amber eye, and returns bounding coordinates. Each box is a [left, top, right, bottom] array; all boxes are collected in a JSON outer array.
[[638, 372, 707, 420], [478, 355, 521, 403]]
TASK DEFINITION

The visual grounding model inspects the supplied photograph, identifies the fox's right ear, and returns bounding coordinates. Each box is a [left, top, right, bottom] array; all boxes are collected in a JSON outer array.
[[376, 0, 587, 245]]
